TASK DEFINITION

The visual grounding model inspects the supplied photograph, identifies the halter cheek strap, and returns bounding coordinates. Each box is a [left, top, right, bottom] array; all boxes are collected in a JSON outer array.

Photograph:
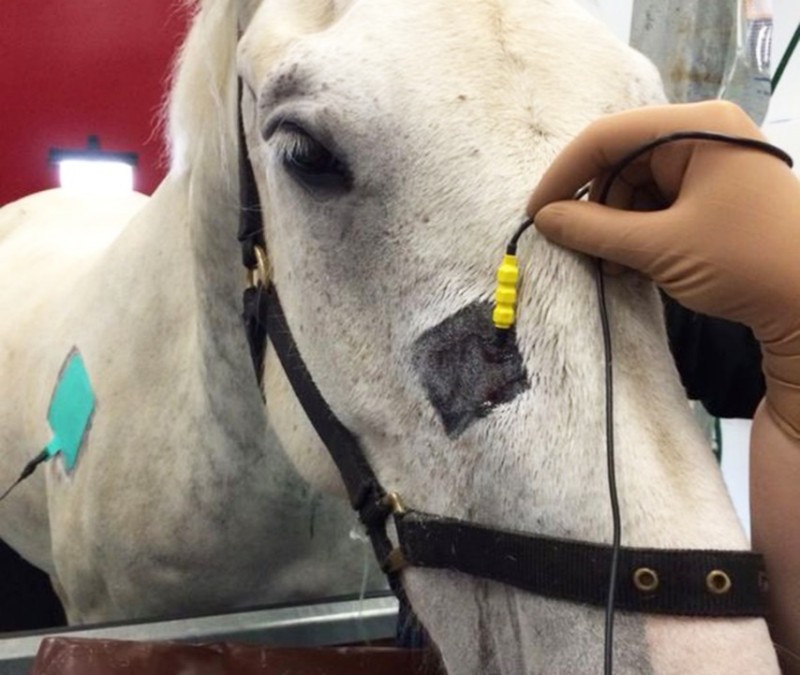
[[236, 94, 407, 601], [236, 82, 769, 619], [238, 83, 269, 388]]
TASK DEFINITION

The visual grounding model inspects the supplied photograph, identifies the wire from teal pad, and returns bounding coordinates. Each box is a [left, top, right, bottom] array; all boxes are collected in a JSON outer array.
[[45, 350, 95, 471]]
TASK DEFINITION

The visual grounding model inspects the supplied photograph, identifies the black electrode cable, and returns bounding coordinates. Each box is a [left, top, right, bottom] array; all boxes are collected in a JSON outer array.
[[0, 450, 49, 505], [500, 130, 793, 675], [507, 185, 590, 254], [595, 259, 619, 675], [594, 131, 793, 205], [508, 132, 793, 253]]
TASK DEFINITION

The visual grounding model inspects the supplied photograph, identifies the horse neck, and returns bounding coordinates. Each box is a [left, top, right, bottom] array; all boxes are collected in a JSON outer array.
[[97, 168, 265, 449], [189, 166, 267, 430]]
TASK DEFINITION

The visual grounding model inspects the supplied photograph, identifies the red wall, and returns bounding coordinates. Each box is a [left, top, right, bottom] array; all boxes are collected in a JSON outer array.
[[2, 2, 193, 205]]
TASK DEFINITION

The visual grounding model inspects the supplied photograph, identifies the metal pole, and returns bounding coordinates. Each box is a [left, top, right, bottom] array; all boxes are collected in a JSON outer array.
[[631, 0, 737, 103], [631, 0, 772, 123]]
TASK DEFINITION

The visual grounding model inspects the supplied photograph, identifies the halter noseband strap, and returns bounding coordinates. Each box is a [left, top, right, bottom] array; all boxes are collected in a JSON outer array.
[[236, 87, 769, 618]]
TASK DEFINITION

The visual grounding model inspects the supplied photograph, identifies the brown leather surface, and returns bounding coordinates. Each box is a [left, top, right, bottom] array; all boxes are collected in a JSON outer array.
[[29, 637, 444, 675]]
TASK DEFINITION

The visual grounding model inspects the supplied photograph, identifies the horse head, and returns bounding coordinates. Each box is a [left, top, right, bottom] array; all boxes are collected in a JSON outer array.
[[175, 0, 779, 671]]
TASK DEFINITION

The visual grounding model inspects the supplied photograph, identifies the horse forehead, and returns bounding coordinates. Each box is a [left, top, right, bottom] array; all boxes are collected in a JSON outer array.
[[248, 0, 589, 99]]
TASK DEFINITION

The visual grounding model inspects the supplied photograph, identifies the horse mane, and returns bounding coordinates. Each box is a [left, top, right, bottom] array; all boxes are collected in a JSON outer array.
[[166, 0, 240, 197]]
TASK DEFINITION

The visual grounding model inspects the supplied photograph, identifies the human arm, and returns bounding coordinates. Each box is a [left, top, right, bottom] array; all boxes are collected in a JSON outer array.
[[526, 100, 800, 671], [752, 401, 800, 673]]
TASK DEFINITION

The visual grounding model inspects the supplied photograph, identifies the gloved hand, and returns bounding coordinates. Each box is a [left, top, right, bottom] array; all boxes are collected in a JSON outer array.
[[527, 101, 800, 439]]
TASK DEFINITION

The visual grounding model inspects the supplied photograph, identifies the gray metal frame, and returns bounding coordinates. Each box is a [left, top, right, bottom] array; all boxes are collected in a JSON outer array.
[[631, 0, 737, 103], [0, 595, 398, 675]]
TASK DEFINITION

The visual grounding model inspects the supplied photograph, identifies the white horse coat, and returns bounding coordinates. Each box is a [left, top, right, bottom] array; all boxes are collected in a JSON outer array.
[[235, 0, 779, 672], [0, 45, 383, 624], [0, 0, 780, 672]]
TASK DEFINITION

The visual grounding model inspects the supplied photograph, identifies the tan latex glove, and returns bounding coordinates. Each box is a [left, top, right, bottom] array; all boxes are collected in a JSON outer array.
[[527, 101, 800, 439]]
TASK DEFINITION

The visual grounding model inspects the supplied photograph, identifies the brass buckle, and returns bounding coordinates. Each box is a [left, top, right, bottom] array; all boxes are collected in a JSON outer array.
[[382, 491, 406, 515], [247, 245, 270, 288], [379, 492, 408, 573], [383, 547, 409, 573]]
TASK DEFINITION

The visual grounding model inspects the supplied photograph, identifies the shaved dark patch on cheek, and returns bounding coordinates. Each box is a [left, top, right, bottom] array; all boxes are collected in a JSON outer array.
[[412, 301, 530, 437]]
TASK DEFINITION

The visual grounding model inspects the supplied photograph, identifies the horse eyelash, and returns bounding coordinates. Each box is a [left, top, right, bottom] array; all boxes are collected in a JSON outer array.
[[281, 131, 318, 160]]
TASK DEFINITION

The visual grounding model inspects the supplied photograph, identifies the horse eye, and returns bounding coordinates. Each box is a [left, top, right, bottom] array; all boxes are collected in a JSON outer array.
[[280, 124, 352, 193]]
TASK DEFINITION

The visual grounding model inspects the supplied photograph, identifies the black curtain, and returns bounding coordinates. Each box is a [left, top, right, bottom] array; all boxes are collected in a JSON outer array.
[[0, 539, 65, 631], [664, 293, 765, 419]]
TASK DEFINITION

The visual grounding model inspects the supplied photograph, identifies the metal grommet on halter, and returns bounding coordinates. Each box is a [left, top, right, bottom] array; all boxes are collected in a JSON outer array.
[[706, 570, 733, 595], [632, 567, 660, 593]]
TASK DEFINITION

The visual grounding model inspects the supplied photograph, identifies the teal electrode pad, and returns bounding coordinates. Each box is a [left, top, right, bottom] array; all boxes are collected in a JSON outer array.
[[45, 349, 96, 471]]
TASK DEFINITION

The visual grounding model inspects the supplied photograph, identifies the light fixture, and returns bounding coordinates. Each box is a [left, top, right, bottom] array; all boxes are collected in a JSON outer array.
[[50, 136, 138, 192]]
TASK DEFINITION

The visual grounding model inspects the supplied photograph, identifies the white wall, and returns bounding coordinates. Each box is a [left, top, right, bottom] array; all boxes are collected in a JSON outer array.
[[765, 0, 800, 178], [719, 420, 753, 538], [766, 0, 800, 125], [575, 0, 634, 43]]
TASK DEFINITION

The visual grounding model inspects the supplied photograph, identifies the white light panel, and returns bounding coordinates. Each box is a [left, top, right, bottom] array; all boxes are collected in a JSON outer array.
[[58, 159, 134, 192]]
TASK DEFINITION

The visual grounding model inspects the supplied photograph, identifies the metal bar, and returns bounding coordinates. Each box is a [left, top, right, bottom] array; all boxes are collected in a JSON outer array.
[[631, 0, 737, 104], [0, 596, 399, 675], [631, 0, 773, 123]]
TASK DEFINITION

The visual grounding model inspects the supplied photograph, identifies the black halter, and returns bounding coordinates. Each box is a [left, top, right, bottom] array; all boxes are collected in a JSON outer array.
[[236, 97, 769, 619]]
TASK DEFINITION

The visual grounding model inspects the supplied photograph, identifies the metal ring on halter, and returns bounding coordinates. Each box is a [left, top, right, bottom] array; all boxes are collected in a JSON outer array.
[[248, 245, 271, 288], [379, 493, 408, 573]]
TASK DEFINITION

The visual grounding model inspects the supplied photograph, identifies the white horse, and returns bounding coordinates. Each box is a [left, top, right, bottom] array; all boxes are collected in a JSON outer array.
[[0, 0, 780, 672], [0, 15, 386, 625], [232, 0, 779, 673]]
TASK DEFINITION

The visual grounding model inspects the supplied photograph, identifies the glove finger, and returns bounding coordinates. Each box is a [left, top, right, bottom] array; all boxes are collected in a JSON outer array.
[[534, 199, 675, 276]]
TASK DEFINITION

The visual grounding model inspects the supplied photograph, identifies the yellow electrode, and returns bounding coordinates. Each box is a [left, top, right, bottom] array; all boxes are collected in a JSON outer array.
[[492, 253, 519, 330]]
